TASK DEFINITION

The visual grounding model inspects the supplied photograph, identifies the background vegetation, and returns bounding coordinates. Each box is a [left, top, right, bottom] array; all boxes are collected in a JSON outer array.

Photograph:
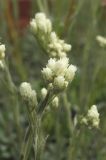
[[0, 0, 106, 159]]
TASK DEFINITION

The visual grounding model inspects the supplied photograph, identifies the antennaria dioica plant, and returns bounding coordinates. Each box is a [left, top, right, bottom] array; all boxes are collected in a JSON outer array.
[[0, 11, 101, 160]]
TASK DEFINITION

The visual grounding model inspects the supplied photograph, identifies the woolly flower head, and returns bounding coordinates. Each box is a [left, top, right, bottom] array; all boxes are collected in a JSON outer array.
[[82, 105, 100, 128], [42, 57, 77, 91], [0, 44, 5, 59], [96, 35, 106, 47], [19, 82, 37, 106]]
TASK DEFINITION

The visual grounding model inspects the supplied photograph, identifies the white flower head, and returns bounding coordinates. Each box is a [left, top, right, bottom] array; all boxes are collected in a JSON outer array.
[[19, 82, 37, 106], [19, 82, 32, 99], [42, 67, 53, 81], [41, 88, 47, 99], [54, 76, 68, 90], [0, 44, 5, 59], [65, 64, 77, 81], [47, 58, 56, 70], [52, 57, 69, 76], [34, 13, 51, 33], [87, 105, 100, 128], [96, 35, 106, 47], [35, 13, 46, 21]]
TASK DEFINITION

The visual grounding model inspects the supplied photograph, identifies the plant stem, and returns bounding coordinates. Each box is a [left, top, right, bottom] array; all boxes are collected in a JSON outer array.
[[37, 91, 51, 114], [20, 127, 33, 160], [63, 93, 74, 160], [21, 90, 52, 160]]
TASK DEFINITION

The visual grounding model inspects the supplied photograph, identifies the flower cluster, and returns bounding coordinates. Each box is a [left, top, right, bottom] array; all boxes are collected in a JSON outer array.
[[82, 105, 100, 128], [96, 35, 106, 47], [42, 57, 77, 91], [30, 13, 71, 58], [19, 82, 38, 107]]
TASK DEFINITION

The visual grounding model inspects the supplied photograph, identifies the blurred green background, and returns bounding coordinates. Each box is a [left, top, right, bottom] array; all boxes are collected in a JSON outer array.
[[0, 0, 106, 159]]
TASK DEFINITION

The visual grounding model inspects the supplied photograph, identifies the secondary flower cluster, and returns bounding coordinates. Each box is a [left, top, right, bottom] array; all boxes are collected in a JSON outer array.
[[30, 13, 71, 58], [19, 82, 38, 107], [82, 105, 100, 128], [42, 57, 77, 91]]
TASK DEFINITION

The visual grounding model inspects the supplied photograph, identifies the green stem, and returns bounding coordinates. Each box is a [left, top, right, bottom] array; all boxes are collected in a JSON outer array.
[[37, 91, 51, 114], [36, 0, 45, 12], [20, 127, 33, 160], [63, 93, 74, 160]]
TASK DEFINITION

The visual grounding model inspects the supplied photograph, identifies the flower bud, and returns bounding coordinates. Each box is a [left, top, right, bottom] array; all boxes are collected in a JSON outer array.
[[41, 88, 47, 99]]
